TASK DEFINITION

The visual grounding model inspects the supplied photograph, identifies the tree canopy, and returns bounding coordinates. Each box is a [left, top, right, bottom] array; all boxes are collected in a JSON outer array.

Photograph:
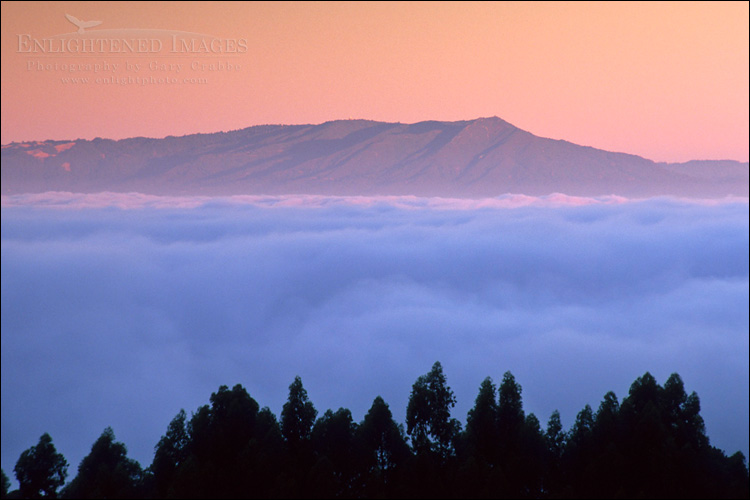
[[61, 427, 144, 499], [13, 433, 67, 499], [281, 376, 317, 451], [7, 366, 748, 499], [405, 361, 461, 458]]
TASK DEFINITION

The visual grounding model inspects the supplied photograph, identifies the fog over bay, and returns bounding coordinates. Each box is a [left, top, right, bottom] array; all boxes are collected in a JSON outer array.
[[1, 192, 748, 483]]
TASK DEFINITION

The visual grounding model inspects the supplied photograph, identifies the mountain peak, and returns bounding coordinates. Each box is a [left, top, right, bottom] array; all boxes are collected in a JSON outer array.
[[474, 115, 513, 125], [1, 119, 746, 198]]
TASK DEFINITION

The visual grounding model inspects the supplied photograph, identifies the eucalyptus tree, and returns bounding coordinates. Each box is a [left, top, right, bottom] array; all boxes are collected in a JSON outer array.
[[13, 433, 68, 499]]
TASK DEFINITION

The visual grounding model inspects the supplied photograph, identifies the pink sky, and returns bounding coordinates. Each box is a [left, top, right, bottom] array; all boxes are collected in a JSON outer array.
[[1, 1, 748, 162]]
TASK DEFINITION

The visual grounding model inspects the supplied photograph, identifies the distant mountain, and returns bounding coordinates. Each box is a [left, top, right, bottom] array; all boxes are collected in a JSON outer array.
[[2, 117, 747, 197]]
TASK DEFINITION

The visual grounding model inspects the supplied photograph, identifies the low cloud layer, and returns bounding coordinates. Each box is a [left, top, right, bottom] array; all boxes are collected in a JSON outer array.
[[2, 193, 748, 484]]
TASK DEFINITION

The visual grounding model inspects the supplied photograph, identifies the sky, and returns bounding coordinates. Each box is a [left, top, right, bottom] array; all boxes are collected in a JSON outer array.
[[1, 193, 748, 485], [1, 1, 748, 163]]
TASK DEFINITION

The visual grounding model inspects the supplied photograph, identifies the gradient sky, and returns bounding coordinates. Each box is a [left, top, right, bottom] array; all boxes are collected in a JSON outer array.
[[1, 1, 748, 163]]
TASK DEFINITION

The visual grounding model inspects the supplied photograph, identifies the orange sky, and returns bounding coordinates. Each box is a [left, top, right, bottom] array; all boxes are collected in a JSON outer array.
[[1, 1, 748, 162]]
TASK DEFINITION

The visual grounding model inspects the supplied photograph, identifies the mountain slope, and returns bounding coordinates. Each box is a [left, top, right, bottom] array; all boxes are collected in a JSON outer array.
[[2, 117, 747, 197]]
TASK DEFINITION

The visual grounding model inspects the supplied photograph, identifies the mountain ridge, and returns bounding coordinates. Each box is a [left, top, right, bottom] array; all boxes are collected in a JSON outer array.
[[2, 117, 747, 198]]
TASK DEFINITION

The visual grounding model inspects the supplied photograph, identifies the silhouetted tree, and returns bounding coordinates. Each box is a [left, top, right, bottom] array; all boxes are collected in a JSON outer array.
[[62, 427, 144, 499], [247, 406, 286, 497], [497, 372, 524, 430], [153, 384, 286, 499], [495, 371, 526, 497], [209, 384, 260, 455], [454, 376, 503, 498], [681, 391, 708, 450], [569, 404, 594, 448], [12, 366, 744, 499], [280, 376, 318, 496], [496, 371, 525, 455], [594, 391, 620, 438], [1, 469, 9, 499], [662, 373, 687, 428], [13, 433, 67, 499], [311, 408, 358, 497], [587, 391, 626, 497], [619, 372, 671, 497], [281, 376, 317, 451], [544, 410, 566, 496], [358, 396, 410, 497], [177, 384, 265, 498], [405, 361, 460, 458], [405, 362, 461, 498], [518, 413, 547, 497], [724, 451, 750, 498], [545, 410, 566, 461], [151, 409, 188, 498], [465, 377, 499, 465], [563, 404, 596, 497]]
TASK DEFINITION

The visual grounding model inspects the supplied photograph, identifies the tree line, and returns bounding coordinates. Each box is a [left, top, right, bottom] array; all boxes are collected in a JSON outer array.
[[3, 362, 748, 499]]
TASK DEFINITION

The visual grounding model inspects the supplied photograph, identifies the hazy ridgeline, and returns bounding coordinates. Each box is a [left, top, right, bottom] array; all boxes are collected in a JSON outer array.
[[1, 193, 748, 498], [3, 363, 749, 499]]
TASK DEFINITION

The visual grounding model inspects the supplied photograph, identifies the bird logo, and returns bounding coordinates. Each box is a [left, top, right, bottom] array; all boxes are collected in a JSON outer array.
[[65, 14, 103, 34]]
